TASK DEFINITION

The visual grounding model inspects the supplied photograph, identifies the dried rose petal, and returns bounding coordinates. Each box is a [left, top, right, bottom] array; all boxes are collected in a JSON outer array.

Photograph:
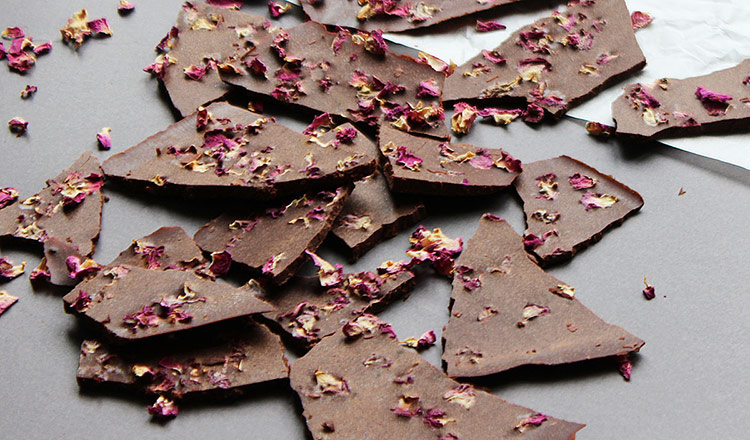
[[406, 226, 463, 275], [303, 113, 334, 136], [118, 0, 136, 13], [208, 250, 232, 277], [0, 187, 20, 209], [343, 314, 396, 340], [362, 29, 388, 56], [335, 127, 358, 143], [70, 291, 92, 312], [184, 63, 208, 81], [0, 291, 19, 317], [451, 102, 479, 135], [400, 330, 437, 350], [8, 117, 28, 137], [60, 9, 93, 49], [1, 27, 25, 40], [391, 395, 421, 418], [423, 408, 455, 428], [517, 303, 550, 327], [147, 396, 179, 418], [549, 283, 575, 299], [206, 0, 243, 8], [477, 108, 522, 125], [305, 250, 344, 287], [416, 79, 440, 98], [522, 103, 545, 123], [695, 86, 733, 116], [569, 173, 597, 190], [642, 277, 655, 300], [268, 1, 291, 18], [417, 51, 455, 75], [55, 172, 104, 205], [631, 11, 653, 30], [246, 57, 268, 77], [585, 121, 615, 137], [66, 256, 102, 280], [0, 257, 26, 280], [443, 384, 476, 409], [481, 49, 506, 64], [476, 20, 506, 32], [20, 85, 37, 99], [313, 369, 350, 395], [395, 146, 424, 171], [514, 413, 548, 432], [580, 191, 618, 210], [617, 354, 633, 380], [87, 18, 113, 36], [535, 173, 558, 200], [32, 41, 52, 55], [96, 127, 112, 150]]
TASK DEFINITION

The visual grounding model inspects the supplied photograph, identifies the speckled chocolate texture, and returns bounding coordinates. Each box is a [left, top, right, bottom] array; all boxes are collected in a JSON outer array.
[[290, 320, 586, 439], [102, 102, 376, 200], [62, 266, 274, 341], [331, 172, 426, 261], [443, 0, 646, 118], [220, 21, 448, 139], [193, 187, 350, 285], [612, 59, 750, 140], [514, 155, 643, 264], [378, 125, 520, 195], [0, 151, 103, 256], [301, 0, 522, 33]]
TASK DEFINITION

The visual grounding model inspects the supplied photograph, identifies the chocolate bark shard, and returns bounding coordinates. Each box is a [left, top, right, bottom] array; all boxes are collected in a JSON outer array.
[[443, 214, 644, 378], [0, 151, 103, 256], [612, 59, 750, 140], [102, 102, 376, 200], [193, 187, 350, 285], [260, 268, 415, 348], [301, 0, 522, 33], [220, 21, 448, 139], [290, 316, 586, 439], [378, 125, 521, 195], [514, 155, 643, 264], [443, 0, 646, 118], [331, 172, 426, 261], [62, 266, 274, 341], [152, 2, 272, 116], [77, 318, 288, 397], [110, 226, 206, 270]]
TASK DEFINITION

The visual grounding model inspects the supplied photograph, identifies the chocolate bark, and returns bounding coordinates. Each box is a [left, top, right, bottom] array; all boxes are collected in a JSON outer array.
[[102, 102, 376, 200], [302, 0, 522, 33], [220, 22, 448, 139], [39, 238, 86, 287], [443, 214, 644, 377], [378, 125, 521, 195], [612, 59, 750, 140], [193, 187, 350, 285], [514, 155, 643, 264], [62, 266, 274, 342], [443, 0, 646, 118], [0, 151, 103, 256], [77, 318, 288, 397], [331, 172, 426, 261], [110, 226, 206, 270], [290, 315, 586, 439]]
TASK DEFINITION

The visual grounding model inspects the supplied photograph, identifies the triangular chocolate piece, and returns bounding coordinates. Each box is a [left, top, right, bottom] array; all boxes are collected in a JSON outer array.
[[0, 151, 103, 256], [290, 315, 585, 439], [442, 214, 644, 377], [378, 125, 521, 195], [102, 102, 376, 200], [514, 155, 643, 264], [110, 226, 206, 270], [443, 0, 645, 118]]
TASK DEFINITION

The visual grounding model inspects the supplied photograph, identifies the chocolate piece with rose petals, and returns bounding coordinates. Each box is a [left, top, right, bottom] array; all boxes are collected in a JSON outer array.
[[62, 266, 274, 342], [444, 0, 646, 121], [102, 102, 376, 200], [612, 59, 750, 141], [378, 125, 521, 196], [110, 226, 206, 271], [443, 214, 645, 377], [290, 314, 585, 439], [332, 172, 426, 261], [514, 155, 642, 264], [0, 151, 103, 256], [193, 187, 350, 285]]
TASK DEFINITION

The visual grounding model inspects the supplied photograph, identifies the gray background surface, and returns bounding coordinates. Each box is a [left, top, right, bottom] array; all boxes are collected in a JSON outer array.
[[1, 1, 749, 439]]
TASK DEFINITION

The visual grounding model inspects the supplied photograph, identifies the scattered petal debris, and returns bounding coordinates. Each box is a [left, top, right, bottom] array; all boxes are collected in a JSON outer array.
[[642, 277, 655, 300], [60, 9, 113, 49], [476, 20, 506, 32], [0, 257, 26, 280], [630, 11, 653, 30], [8, 117, 28, 137], [20, 85, 38, 99], [118, 0, 136, 13], [617, 354, 633, 380], [0, 291, 19, 317], [96, 127, 112, 150]]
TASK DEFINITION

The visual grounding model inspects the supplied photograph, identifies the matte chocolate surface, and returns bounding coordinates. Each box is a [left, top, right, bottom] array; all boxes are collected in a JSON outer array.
[[443, 214, 644, 377], [331, 171, 426, 261], [443, 0, 646, 118], [221, 21, 448, 139], [378, 125, 521, 195], [110, 226, 206, 270], [193, 187, 350, 285], [514, 155, 643, 264], [301, 0, 522, 33], [290, 316, 585, 439], [102, 102, 376, 200], [62, 266, 274, 341], [0, 151, 103, 256], [612, 59, 750, 140], [39, 238, 86, 287]]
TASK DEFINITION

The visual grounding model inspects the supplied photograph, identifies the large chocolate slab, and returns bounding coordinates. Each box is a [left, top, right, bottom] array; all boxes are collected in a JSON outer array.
[[290, 316, 585, 439], [302, 0, 522, 33], [102, 102, 376, 200], [378, 125, 521, 195], [0, 151, 102, 256], [331, 172, 426, 261], [193, 187, 350, 285], [443, 214, 644, 377], [612, 59, 750, 140], [443, 0, 645, 118], [221, 21, 448, 139], [514, 155, 643, 264], [62, 266, 274, 341], [77, 318, 288, 397]]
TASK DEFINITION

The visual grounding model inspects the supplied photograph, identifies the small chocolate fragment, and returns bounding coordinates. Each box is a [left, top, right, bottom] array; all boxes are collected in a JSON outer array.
[[62, 266, 274, 341], [194, 187, 350, 285], [514, 155, 643, 264], [290, 315, 585, 439], [612, 59, 750, 140], [443, 0, 646, 119], [102, 102, 376, 200], [220, 22, 448, 139], [331, 172, 426, 261], [443, 214, 644, 377], [40, 238, 89, 286], [0, 151, 103, 256], [110, 226, 205, 270], [378, 125, 521, 195]]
